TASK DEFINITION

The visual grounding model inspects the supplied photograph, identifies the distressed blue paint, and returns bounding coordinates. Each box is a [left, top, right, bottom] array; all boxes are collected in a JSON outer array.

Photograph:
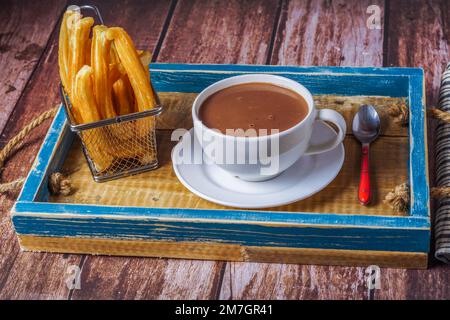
[[150, 63, 424, 76], [151, 69, 410, 97], [13, 63, 430, 255], [17, 106, 68, 202], [12, 216, 430, 253], [14, 201, 430, 229], [408, 73, 430, 217], [34, 128, 74, 203]]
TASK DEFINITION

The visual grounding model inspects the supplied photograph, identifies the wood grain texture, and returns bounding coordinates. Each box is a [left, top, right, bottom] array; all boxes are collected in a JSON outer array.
[[374, 0, 450, 300], [68, 0, 281, 300], [159, 0, 279, 64], [0, 0, 66, 135], [271, 0, 384, 66], [71, 0, 171, 52], [374, 264, 450, 299], [0, 252, 80, 300], [70, 256, 223, 300], [220, 263, 369, 300], [0, 0, 174, 300], [386, 0, 449, 105], [18, 235, 428, 270]]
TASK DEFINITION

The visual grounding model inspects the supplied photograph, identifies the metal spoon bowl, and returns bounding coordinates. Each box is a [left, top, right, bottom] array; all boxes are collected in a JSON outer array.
[[352, 105, 381, 144]]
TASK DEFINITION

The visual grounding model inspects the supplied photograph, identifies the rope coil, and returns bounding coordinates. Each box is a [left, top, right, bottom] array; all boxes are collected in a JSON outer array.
[[388, 103, 409, 126], [387, 104, 450, 127], [384, 183, 410, 213]]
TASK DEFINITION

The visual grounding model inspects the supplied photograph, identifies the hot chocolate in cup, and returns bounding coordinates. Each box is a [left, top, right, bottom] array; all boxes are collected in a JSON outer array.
[[192, 74, 346, 182]]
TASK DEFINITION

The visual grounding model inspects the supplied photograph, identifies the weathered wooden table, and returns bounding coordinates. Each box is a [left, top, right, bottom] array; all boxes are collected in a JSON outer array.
[[0, 0, 449, 299]]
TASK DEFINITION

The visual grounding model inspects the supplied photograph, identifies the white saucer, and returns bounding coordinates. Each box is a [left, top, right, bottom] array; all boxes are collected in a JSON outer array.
[[171, 122, 345, 209]]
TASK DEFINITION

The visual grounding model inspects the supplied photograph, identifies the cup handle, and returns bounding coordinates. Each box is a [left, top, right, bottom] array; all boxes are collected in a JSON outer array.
[[304, 109, 347, 156]]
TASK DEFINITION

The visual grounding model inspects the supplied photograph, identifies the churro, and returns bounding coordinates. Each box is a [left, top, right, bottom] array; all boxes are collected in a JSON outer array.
[[106, 27, 157, 112]]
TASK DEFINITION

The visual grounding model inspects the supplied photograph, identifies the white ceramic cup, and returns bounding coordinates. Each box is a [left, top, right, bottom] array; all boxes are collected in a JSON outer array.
[[192, 74, 346, 181]]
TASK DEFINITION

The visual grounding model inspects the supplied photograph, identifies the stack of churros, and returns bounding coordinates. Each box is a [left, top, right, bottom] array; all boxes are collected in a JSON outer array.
[[58, 6, 159, 178]]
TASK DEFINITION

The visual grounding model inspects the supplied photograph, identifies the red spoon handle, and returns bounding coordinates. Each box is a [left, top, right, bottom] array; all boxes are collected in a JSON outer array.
[[359, 144, 370, 205]]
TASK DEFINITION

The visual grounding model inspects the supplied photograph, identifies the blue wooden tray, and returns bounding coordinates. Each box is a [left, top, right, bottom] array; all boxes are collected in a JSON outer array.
[[12, 63, 430, 269]]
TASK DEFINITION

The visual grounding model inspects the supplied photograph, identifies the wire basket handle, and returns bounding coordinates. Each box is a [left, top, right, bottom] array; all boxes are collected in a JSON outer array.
[[66, 4, 104, 24]]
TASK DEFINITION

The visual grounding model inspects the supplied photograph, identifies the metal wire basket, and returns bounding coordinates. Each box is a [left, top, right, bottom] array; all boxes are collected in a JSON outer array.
[[60, 86, 163, 182], [58, 4, 163, 182]]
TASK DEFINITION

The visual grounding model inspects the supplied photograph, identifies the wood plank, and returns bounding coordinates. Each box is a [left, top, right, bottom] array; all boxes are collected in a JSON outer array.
[[374, 264, 450, 299], [18, 235, 428, 270], [271, 0, 384, 66], [75, 0, 169, 52], [218, 0, 385, 300], [386, 0, 449, 105], [0, 0, 66, 135], [69, 0, 280, 300], [220, 263, 369, 299], [71, 256, 223, 300], [375, 0, 450, 300], [159, 0, 279, 63], [0, 250, 81, 299], [0, 0, 173, 300]]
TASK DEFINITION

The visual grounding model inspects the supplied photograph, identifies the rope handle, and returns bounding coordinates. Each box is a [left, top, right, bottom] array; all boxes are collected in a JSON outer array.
[[384, 105, 450, 212], [0, 107, 72, 195], [384, 184, 450, 213], [388, 104, 450, 126]]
